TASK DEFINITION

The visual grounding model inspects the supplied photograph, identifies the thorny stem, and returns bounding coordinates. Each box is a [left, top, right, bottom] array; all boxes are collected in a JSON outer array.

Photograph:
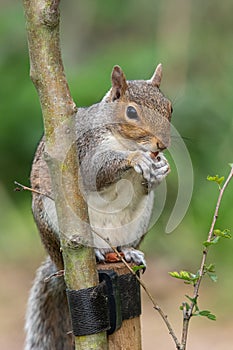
[[180, 165, 233, 350]]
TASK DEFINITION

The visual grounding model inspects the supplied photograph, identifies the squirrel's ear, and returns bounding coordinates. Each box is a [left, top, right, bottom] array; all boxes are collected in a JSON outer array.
[[150, 63, 163, 88], [110, 65, 128, 101]]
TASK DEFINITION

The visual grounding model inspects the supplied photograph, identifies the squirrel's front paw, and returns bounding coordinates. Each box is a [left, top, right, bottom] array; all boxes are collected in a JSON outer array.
[[130, 151, 170, 189], [149, 153, 170, 187]]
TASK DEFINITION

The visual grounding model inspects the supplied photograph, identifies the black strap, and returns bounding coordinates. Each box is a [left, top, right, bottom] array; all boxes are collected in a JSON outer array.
[[66, 281, 110, 336], [98, 270, 122, 335], [66, 270, 141, 337], [118, 273, 141, 320]]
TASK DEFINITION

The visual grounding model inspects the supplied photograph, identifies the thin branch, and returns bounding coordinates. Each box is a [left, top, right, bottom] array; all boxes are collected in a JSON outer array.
[[93, 230, 181, 349], [44, 269, 64, 282], [180, 165, 233, 349], [14, 181, 54, 200]]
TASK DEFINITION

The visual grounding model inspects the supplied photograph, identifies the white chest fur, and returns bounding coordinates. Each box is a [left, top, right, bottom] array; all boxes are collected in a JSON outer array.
[[40, 169, 154, 249], [87, 169, 154, 249]]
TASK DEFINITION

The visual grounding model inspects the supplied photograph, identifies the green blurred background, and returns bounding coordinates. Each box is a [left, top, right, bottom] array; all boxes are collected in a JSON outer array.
[[1, 0, 233, 349]]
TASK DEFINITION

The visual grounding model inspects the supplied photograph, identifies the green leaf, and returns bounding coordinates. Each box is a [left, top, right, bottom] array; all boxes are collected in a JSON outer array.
[[185, 295, 197, 305], [203, 264, 218, 282], [180, 301, 191, 312], [203, 241, 211, 247], [207, 175, 225, 187], [169, 271, 182, 278], [203, 230, 231, 247], [205, 263, 216, 273], [132, 265, 145, 272], [207, 272, 218, 282], [198, 310, 216, 321], [214, 229, 231, 239], [207, 313, 217, 321], [199, 310, 211, 316], [169, 271, 199, 285], [212, 236, 220, 244], [186, 295, 200, 313], [203, 236, 220, 247]]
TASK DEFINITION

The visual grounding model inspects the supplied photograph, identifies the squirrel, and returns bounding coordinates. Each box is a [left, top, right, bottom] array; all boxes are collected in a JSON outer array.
[[25, 64, 172, 350]]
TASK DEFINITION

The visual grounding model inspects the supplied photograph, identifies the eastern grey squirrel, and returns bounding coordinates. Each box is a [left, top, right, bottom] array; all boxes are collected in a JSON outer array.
[[25, 64, 172, 350]]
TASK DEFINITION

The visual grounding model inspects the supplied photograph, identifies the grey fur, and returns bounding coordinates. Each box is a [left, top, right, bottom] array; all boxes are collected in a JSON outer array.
[[25, 66, 172, 349], [25, 257, 73, 350]]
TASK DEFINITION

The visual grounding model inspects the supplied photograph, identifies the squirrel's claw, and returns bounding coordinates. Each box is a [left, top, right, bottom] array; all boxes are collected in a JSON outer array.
[[95, 248, 109, 262], [120, 247, 147, 271], [133, 151, 170, 190], [95, 247, 147, 272], [150, 153, 170, 186]]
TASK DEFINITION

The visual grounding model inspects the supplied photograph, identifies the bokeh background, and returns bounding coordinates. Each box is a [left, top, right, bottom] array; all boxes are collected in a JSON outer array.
[[1, 0, 233, 349]]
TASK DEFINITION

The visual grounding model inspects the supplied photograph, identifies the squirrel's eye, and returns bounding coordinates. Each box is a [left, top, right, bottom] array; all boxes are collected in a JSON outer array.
[[168, 102, 173, 114], [126, 106, 139, 120]]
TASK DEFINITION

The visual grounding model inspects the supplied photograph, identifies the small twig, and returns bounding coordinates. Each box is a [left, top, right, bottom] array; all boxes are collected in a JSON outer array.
[[14, 181, 54, 200], [93, 230, 181, 349], [44, 269, 64, 282], [180, 165, 233, 349]]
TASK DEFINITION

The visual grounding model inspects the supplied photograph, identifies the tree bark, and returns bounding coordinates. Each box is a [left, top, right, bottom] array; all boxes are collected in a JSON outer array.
[[23, 0, 107, 349]]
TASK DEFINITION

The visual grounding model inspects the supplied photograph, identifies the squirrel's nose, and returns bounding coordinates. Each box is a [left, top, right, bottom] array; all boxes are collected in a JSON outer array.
[[156, 141, 166, 151], [151, 137, 168, 152]]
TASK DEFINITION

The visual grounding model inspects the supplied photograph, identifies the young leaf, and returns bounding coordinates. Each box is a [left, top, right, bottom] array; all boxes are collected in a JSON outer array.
[[184, 295, 200, 314], [207, 272, 218, 282], [214, 229, 231, 239], [199, 310, 211, 316], [169, 271, 199, 285], [169, 271, 183, 279], [207, 175, 225, 187], [180, 302, 191, 313], [207, 313, 217, 321], [205, 263, 216, 273], [132, 265, 145, 272], [185, 295, 197, 305], [203, 236, 220, 247], [203, 241, 212, 247], [204, 264, 218, 282], [198, 310, 216, 321]]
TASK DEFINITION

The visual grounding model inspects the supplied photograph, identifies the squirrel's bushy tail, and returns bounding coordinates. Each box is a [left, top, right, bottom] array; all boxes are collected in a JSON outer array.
[[24, 257, 73, 350]]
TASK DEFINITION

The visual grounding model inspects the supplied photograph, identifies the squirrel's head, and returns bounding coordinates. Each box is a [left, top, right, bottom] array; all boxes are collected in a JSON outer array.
[[103, 64, 172, 153]]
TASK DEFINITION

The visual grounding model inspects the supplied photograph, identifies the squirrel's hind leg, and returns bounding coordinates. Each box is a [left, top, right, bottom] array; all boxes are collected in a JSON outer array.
[[120, 247, 146, 268], [95, 247, 146, 269]]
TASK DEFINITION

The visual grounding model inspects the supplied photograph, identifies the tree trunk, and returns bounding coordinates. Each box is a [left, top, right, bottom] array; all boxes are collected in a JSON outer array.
[[23, 0, 107, 348]]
